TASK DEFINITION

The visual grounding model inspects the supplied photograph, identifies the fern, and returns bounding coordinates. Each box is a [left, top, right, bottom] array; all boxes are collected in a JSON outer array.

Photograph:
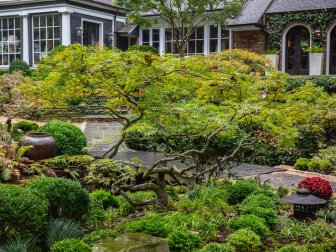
[[16, 145, 33, 159]]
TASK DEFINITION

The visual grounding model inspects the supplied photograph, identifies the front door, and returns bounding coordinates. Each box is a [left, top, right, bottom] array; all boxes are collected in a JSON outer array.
[[83, 21, 100, 46], [330, 27, 336, 74], [286, 26, 310, 75]]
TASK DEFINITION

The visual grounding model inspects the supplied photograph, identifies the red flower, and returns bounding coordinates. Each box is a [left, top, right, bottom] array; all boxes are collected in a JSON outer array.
[[298, 177, 333, 200]]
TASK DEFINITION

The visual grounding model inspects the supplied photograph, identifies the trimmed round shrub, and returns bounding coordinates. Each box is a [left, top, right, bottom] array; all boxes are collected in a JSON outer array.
[[228, 214, 270, 236], [28, 177, 90, 220], [12, 121, 39, 141], [226, 229, 262, 252], [0, 184, 48, 241], [239, 205, 278, 226], [127, 45, 159, 55], [82, 229, 118, 246], [241, 194, 278, 210], [90, 189, 118, 209], [167, 229, 202, 252], [9, 59, 32, 76], [51, 239, 90, 252], [298, 177, 333, 200], [227, 179, 259, 205], [294, 158, 310, 171], [40, 120, 87, 155], [198, 243, 235, 252]]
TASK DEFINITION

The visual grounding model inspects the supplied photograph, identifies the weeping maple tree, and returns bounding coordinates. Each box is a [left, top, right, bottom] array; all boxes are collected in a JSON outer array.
[[20, 45, 333, 208]]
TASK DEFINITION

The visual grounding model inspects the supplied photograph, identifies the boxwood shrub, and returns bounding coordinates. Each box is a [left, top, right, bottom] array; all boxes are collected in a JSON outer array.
[[0, 184, 48, 241], [9, 59, 32, 76], [12, 121, 39, 141], [227, 179, 259, 205], [40, 120, 87, 155], [228, 214, 270, 236], [51, 239, 90, 252], [28, 177, 90, 220]]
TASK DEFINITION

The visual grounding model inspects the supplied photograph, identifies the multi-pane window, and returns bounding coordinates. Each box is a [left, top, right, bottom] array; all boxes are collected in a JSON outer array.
[[33, 14, 60, 65], [0, 17, 21, 66], [152, 29, 160, 50], [209, 25, 230, 53], [165, 27, 204, 55]]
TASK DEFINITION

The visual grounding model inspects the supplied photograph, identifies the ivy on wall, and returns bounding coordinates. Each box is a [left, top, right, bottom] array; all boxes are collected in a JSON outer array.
[[266, 10, 336, 50]]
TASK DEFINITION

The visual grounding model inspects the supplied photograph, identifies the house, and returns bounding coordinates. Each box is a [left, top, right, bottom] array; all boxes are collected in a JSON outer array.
[[0, 0, 129, 68], [138, 0, 336, 75]]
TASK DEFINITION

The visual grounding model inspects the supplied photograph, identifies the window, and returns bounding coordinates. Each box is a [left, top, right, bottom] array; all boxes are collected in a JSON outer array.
[[209, 25, 230, 53], [0, 17, 21, 66], [142, 29, 150, 45], [152, 29, 160, 50], [33, 14, 60, 65], [165, 27, 204, 55]]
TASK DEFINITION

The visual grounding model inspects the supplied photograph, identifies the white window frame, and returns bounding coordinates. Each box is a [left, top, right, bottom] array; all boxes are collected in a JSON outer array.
[[31, 13, 61, 66], [81, 18, 104, 47], [0, 16, 21, 67]]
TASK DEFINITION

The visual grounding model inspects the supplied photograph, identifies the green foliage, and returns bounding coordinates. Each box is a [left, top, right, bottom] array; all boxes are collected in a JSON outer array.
[[167, 229, 202, 252], [0, 237, 35, 252], [39, 120, 87, 155], [198, 243, 235, 252], [84, 159, 135, 189], [275, 244, 300, 252], [124, 130, 164, 151], [294, 158, 310, 171], [28, 177, 90, 220], [314, 146, 336, 166], [310, 46, 325, 53], [316, 198, 336, 223], [81, 229, 117, 246], [90, 189, 119, 209], [227, 179, 258, 205], [9, 60, 32, 76], [0, 184, 48, 241], [11, 121, 39, 141], [46, 219, 84, 248], [228, 214, 270, 237], [287, 77, 336, 94], [265, 49, 279, 54], [43, 155, 94, 170], [308, 158, 333, 174], [226, 229, 262, 252], [127, 45, 159, 55], [50, 239, 90, 252], [279, 219, 336, 243], [267, 10, 336, 50], [239, 200, 278, 226]]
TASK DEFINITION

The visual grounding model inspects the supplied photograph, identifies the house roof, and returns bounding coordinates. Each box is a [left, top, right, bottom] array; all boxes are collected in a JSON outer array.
[[228, 0, 273, 26], [265, 0, 336, 14]]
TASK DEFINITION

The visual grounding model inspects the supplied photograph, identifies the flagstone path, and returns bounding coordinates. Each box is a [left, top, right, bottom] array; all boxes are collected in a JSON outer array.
[[84, 120, 336, 192]]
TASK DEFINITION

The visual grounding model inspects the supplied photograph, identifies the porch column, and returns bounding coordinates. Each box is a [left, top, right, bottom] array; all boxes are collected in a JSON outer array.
[[159, 26, 165, 56], [21, 14, 29, 64], [61, 11, 72, 46], [204, 24, 210, 55]]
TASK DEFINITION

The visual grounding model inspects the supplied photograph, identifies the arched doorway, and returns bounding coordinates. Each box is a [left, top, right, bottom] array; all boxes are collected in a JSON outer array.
[[330, 26, 336, 74], [285, 26, 310, 75]]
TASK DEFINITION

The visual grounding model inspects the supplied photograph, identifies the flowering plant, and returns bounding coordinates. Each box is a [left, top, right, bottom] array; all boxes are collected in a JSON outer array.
[[298, 177, 333, 200]]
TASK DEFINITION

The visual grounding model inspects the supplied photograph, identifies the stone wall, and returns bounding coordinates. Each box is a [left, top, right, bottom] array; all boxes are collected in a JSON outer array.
[[232, 30, 266, 54]]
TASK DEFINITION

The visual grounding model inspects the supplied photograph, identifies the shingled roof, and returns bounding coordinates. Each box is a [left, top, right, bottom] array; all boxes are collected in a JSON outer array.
[[265, 0, 336, 14], [228, 0, 273, 26]]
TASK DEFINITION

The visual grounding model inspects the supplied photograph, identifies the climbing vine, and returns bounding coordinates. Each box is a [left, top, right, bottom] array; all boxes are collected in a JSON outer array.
[[266, 10, 336, 50]]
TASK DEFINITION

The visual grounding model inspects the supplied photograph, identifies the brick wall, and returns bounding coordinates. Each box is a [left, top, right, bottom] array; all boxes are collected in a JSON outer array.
[[232, 30, 266, 54]]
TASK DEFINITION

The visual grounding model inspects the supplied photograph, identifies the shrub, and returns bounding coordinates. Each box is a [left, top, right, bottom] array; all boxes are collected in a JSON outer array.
[[46, 219, 84, 248], [198, 243, 235, 252], [127, 45, 159, 55], [294, 158, 310, 171], [28, 177, 90, 220], [252, 189, 281, 208], [226, 229, 262, 252], [307, 158, 333, 174], [0, 184, 48, 241], [228, 215, 270, 237], [90, 189, 118, 209], [167, 229, 202, 252], [0, 237, 35, 252], [124, 130, 164, 151], [314, 146, 336, 166], [9, 60, 32, 76], [12, 121, 39, 141], [316, 198, 336, 223], [43, 155, 94, 170], [50, 239, 90, 252], [241, 194, 278, 210], [82, 229, 118, 246], [275, 244, 300, 252], [227, 179, 258, 205], [239, 205, 278, 226], [298, 177, 333, 200], [39, 120, 87, 155]]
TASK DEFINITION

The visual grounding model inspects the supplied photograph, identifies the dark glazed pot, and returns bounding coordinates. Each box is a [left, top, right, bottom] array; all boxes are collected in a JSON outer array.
[[19, 133, 57, 161]]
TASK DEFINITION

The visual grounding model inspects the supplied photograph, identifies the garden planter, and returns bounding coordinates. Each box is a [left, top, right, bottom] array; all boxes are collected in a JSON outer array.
[[309, 53, 324, 75], [265, 54, 279, 70], [19, 133, 57, 161]]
